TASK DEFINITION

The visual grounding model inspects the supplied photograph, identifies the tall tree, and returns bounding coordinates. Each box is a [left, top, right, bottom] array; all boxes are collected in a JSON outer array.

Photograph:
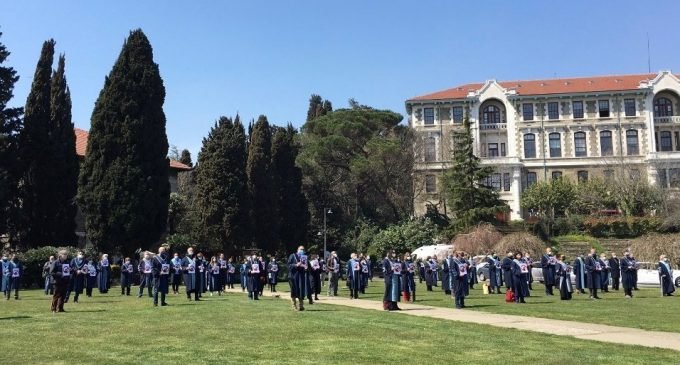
[[441, 109, 507, 230], [0, 31, 23, 245], [18, 39, 56, 248], [193, 116, 250, 252], [272, 124, 309, 252], [247, 115, 279, 252], [49, 54, 78, 245], [306, 94, 332, 122], [78, 29, 169, 254], [179, 149, 192, 167]]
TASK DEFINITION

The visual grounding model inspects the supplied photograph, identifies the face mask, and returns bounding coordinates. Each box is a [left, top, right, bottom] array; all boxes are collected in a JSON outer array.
[[1, 257, 6, 262], [77, 255, 83, 259], [160, 253, 168, 259], [664, 258, 669, 262], [298, 250, 305, 255], [188, 251, 194, 256]]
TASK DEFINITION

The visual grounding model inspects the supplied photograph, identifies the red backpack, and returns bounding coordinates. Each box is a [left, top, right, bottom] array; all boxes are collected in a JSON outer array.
[[505, 289, 515, 303]]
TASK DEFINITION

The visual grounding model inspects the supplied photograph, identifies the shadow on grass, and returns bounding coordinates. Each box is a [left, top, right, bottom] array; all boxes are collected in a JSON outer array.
[[0, 315, 31, 320], [72, 309, 106, 313]]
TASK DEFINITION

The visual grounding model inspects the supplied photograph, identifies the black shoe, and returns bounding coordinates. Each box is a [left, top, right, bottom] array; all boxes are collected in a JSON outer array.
[[161, 303, 168, 306]]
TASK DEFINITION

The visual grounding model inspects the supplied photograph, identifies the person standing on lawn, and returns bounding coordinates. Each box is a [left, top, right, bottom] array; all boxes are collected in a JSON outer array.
[[288, 245, 309, 310], [502, 251, 514, 293], [599, 253, 610, 293], [450, 252, 468, 308], [49, 250, 71, 313], [326, 251, 340, 297], [512, 252, 528, 303], [84, 258, 98, 297], [556, 254, 572, 300], [138, 251, 154, 298], [309, 254, 322, 301], [359, 254, 369, 294], [441, 253, 451, 295], [98, 254, 111, 294], [584, 248, 602, 300], [69, 251, 87, 303], [573, 254, 586, 294], [226, 258, 236, 289], [609, 252, 620, 291], [246, 254, 261, 300], [487, 253, 501, 294], [347, 253, 361, 299], [658, 254, 675, 297], [182, 248, 200, 301], [43, 256, 55, 295], [541, 247, 556, 296], [382, 250, 402, 311], [120, 257, 133, 296], [267, 256, 279, 293], [171, 253, 183, 295], [208, 256, 222, 296], [621, 250, 636, 299], [152, 247, 170, 306], [402, 252, 416, 302]]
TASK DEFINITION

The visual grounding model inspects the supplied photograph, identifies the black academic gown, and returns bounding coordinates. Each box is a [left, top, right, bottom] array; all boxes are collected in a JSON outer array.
[[511, 260, 529, 302], [620, 257, 636, 291], [658, 261, 675, 296], [557, 262, 573, 300], [288, 253, 308, 300], [609, 257, 620, 290], [584, 255, 602, 290], [501, 257, 514, 289]]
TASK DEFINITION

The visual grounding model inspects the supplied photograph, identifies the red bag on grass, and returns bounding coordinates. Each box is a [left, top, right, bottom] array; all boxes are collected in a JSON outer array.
[[505, 289, 515, 303]]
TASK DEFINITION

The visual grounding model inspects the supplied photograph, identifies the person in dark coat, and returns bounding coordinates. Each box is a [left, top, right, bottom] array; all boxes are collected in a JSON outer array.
[[69, 251, 87, 303], [84, 259, 98, 297], [631, 255, 640, 290], [382, 251, 402, 311], [49, 250, 71, 313], [98, 254, 111, 294], [609, 252, 620, 291], [152, 247, 170, 306], [401, 252, 416, 302], [487, 253, 502, 294], [267, 256, 280, 293], [523, 252, 533, 291], [584, 248, 602, 299], [246, 254, 261, 300], [573, 254, 586, 294], [599, 253, 610, 293], [309, 255, 322, 300], [138, 252, 154, 298], [621, 250, 636, 299], [501, 251, 514, 292], [347, 253, 361, 299], [43, 256, 55, 295], [540, 247, 556, 296], [208, 256, 222, 296], [1, 254, 16, 300], [556, 255, 573, 300], [658, 255, 675, 297], [288, 245, 309, 311], [182, 248, 200, 301], [424, 257, 437, 291], [226, 258, 236, 289], [450, 253, 468, 308], [120, 257, 133, 296], [326, 251, 340, 296], [511, 253, 528, 303], [170, 253, 183, 294], [441, 254, 451, 295]]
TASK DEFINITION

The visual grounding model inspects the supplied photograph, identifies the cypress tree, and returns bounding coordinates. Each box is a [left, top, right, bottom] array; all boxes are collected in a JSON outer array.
[[179, 149, 192, 167], [193, 116, 250, 252], [78, 29, 169, 254], [306, 94, 332, 122], [18, 39, 56, 248], [50, 54, 78, 245], [246, 115, 279, 252], [0, 31, 23, 244], [272, 124, 309, 252]]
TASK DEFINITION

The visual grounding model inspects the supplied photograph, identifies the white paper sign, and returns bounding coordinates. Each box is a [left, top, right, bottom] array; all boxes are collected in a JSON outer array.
[[62, 264, 71, 277], [187, 265, 195, 274], [251, 264, 260, 274], [161, 264, 170, 275], [520, 263, 528, 273], [12, 268, 20, 278]]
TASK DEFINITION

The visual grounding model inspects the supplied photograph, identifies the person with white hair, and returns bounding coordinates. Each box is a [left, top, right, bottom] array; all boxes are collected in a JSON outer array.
[[152, 247, 170, 306], [98, 254, 111, 294], [137, 251, 154, 298], [49, 250, 71, 313], [658, 254, 675, 297]]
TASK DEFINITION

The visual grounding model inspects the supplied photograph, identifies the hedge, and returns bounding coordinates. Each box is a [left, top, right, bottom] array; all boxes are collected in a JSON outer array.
[[582, 217, 662, 238]]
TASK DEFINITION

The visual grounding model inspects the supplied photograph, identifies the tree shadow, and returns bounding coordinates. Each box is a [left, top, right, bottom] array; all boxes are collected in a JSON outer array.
[[0, 315, 31, 320]]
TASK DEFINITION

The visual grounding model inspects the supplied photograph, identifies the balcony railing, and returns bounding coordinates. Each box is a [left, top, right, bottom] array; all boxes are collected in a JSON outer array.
[[480, 123, 507, 130], [654, 116, 680, 124]]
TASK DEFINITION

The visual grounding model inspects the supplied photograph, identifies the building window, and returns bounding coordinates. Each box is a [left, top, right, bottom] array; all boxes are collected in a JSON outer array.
[[624, 98, 636, 117], [522, 103, 534, 121], [573, 101, 584, 119], [676, 132, 680, 151], [524, 133, 536, 158], [424, 137, 436, 161], [526, 172, 537, 187], [626, 130, 639, 155], [603, 170, 614, 180], [488, 143, 499, 157], [658, 169, 668, 188], [660, 131, 672, 151], [549, 133, 561, 157], [452, 106, 464, 123], [600, 130, 613, 156], [423, 108, 434, 125], [482, 105, 502, 124], [503, 173, 511, 191], [500, 143, 506, 157], [654, 97, 673, 117], [491, 173, 502, 191], [670, 169, 680, 188], [577, 170, 589, 183], [548, 102, 559, 120], [551, 171, 562, 180], [574, 131, 587, 157], [425, 175, 437, 193], [598, 100, 610, 118]]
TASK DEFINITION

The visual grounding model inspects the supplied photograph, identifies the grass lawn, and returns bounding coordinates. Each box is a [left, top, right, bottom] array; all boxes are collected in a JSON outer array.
[[358, 279, 680, 333], [1, 288, 677, 364]]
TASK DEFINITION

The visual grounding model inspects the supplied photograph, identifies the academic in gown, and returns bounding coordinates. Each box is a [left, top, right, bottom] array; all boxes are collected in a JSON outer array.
[[401, 259, 416, 302], [152, 253, 170, 306], [288, 252, 309, 310], [620, 255, 636, 298], [69, 257, 87, 303], [120, 260, 134, 296], [138, 259, 154, 298], [511, 258, 529, 303], [573, 256, 586, 293], [441, 257, 451, 295], [182, 254, 200, 301], [382, 257, 402, 311], [98, 257, 111, 294], [557, 261, 573, 300], [501, 256, 514, 290], [85, 261, 98, 297], [658, 260, 675, 296], [584, 254, 602, 299], [347, 258, 361, 299]]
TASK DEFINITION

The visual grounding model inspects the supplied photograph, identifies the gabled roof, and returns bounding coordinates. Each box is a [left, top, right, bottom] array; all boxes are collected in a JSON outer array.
[[74, 128, 192, 171], [407, 73, 660, 102]]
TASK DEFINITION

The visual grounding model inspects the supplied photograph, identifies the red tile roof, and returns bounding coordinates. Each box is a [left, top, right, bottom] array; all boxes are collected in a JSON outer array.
[[74, 128, 192, 170], [408, 73, 659, 101]]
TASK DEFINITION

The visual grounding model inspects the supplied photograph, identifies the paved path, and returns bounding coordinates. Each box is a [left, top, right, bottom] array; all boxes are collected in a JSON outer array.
[[224, 288, 680, 351]]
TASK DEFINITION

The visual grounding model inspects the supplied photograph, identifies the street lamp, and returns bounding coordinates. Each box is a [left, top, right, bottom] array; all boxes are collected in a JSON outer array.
[[322, 208, 332, 261]]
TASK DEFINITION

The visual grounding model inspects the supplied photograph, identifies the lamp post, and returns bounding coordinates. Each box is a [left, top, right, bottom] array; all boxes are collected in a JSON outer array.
[[323, 208, 332, 261]]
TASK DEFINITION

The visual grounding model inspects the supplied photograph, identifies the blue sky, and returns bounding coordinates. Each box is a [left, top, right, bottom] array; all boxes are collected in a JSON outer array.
[[3, 0, 680, 156]]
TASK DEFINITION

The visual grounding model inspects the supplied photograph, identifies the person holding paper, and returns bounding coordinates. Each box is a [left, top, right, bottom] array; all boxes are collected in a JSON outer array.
[[84, 258, 98, 297], [326, 251, 340, 297], [347, 252, 361, 299], [120, 257, 134, 296], [609, 252, 620, 291], [98, 254, 111, 294], [441, 253, 451, 295], [541, 247, 556, 296], [584, 248, 602, 300], [208, 256, 222, 296], [359, 254, 370, 294], [501, 251, 514, 293], [138, 252, 154, 298], [599, 253, 610, 293], [218, 253, 228, 292], [68, 251, 87, 303], [511, 252, 528, 303], [182, 248, 200, 301], [49, 250, 71, 313], [1, 254, 15, 300], [267, 256, 279, 293], [382, 250, 402, 311], [309, 255, 323, 300], [246, 254, 261, 300], [658, 254, 675, 297], [226, 258, 236, 289], [448, 252, 467, 309], [621, 250, 636, 299], [288, 245, 309, 310], [151, 247, 170, 306], [556, 254, 573, 300], [170, 253, 183, 294], [487, 253, 501, 294], [401, 252, 416, 302]]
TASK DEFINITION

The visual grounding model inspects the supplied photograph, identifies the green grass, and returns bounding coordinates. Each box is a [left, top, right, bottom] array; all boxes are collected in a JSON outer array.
[[359, 279, 680, 332], [1, 287, 678, 364]]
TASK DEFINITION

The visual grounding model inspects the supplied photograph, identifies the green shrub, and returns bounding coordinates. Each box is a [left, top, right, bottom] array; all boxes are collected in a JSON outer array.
[[16, 246, 98, 289], [583, 217, 662, 238]]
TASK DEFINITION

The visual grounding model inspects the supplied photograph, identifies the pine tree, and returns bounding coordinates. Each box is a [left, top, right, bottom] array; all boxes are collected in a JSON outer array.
[[49, 54, 78, 245], [306, 94, 332, 121], [272, 124, 309, 252], [179, 149, 192, 167], [0, 31, 23, 244], [441, 109, 507, 230], [78, 29, 169, 254], [246, 115, 279, 252], [18, 39, 56, 248], [193, 116, 250, 252]]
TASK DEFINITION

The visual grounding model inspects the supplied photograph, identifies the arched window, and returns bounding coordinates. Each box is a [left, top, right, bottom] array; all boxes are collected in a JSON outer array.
[[523, 134, 536, 158], [482, 105, 501, 124], [626, 130, 639, 155], [549, 133, 561, 157], [654, 97, 673, 117], [600, 130, 613, 156], [424, 137, 436, 162], [574, 132, 587, 157]]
